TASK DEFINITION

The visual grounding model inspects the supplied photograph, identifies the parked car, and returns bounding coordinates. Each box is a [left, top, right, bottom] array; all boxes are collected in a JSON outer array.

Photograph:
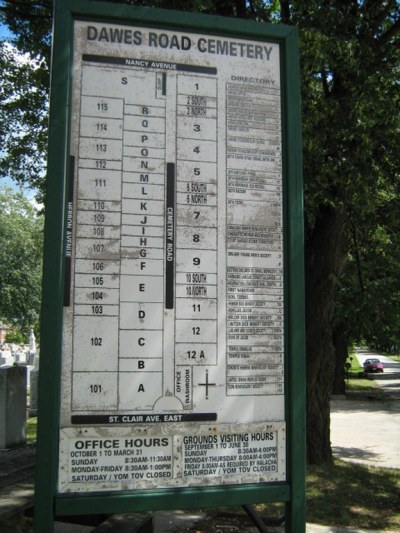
[[363, 358, 384, 373]]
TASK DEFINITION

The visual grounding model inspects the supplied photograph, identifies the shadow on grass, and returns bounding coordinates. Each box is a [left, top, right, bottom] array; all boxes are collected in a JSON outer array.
[[307, 459, 400, 530]]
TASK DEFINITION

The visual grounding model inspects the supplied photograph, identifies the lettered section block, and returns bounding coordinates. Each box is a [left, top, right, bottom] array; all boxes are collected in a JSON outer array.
[[118, 372, 162, 410]]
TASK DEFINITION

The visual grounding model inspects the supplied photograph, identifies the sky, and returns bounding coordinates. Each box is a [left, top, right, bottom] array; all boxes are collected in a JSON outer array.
[[0, 20, 17, 193], [0, 20, 41, 203], [0, 20, 13, 40]]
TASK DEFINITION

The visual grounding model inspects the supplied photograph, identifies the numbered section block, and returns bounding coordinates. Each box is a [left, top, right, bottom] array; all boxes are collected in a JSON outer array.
[[72, 317, 119, 372], [176, 205, 217, 227], [177, 181, 217, 196], [178, 94, 217, 113], [175, 297, 217, 320], [175, 343, 217, 366], [76, 224, 120, 239], [177, 75, 217, 97], [176, 160, 217, 182], [79, 138, 123, 161], [77, 210, 121, 226], [176, 272, 217, 285], [77, 197, 122, 212], [177, 139, 216, 163], [72, 372, 118, 410], [80, 95, 124, 118], [177, 191, 217, 207], [74, 273, 120, 289], [74, 287, 119, 305], [75, 259, 120, 275], [175, 320, 217, 343], [176, 227, 217, 250], [75, 239, 121, 261], [78, 159, 122, 171], [78, 172, 122, 200], [73, 303, 119, 317], [176, 285, 217, 299], [80, 117, 123, 139], [176, 249, 217, 273], [118, 372, 163, 410]]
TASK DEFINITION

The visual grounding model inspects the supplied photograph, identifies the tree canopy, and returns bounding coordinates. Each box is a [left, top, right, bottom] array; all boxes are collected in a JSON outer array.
[[0, 186, 43, 334], [1, 0, 399, 464], [0, 0, 51, 201]]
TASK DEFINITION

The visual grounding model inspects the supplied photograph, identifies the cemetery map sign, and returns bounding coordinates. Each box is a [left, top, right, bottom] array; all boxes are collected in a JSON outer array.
[[58, 20, 286, 493]]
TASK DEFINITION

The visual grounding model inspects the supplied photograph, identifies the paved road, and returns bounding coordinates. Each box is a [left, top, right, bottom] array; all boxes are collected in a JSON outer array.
[[331, 397, 400, 468], [331, 348, 400, 468], [353, 348, 400, 396], [355, 348, 400, 375]]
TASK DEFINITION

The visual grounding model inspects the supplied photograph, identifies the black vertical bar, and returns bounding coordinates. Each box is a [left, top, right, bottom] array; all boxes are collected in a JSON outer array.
[[165, 163, 175, 309], [162, 72, 167, 95], [64, 155, 75, 306]]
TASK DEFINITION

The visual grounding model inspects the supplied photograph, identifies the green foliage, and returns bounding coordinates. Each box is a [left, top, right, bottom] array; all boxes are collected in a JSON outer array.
[[0, 186, 44, 333], [4, 325, 27, 344], [295, 0, 400, 225], [0, 0, 52, 203]]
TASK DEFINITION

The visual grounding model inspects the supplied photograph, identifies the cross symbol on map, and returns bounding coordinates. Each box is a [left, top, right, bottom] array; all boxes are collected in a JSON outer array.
[[198, 370, 216, 399]]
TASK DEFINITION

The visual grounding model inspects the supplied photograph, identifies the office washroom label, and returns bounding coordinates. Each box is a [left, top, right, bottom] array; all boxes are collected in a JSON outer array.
[[58, 20, 286, 492]]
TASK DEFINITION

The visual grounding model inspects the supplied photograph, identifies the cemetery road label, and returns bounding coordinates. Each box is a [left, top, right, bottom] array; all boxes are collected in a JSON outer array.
[[58, 20, 286, 493]]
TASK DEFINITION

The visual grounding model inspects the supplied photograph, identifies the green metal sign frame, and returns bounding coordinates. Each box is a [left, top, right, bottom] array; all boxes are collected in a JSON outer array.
[[35, 0, 305, 531]]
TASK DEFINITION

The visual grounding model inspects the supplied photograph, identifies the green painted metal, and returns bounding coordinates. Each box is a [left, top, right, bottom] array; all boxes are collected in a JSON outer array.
[[34, 1, 74, 532], [35, 1, 305, 531], [56, 483, 290, 516], [282, 27, 306, 533]]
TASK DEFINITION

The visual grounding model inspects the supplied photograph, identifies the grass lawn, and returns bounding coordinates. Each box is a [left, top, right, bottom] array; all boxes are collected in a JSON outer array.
[[26, 416, 37, 444], [306, 459, 400, 530]]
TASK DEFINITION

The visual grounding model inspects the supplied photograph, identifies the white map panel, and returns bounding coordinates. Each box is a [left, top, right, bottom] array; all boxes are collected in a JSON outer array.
[[59, 20, 286, 492]]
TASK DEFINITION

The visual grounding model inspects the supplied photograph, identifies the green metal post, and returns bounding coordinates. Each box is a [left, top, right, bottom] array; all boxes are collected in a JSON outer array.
[[34, 1, 73, 531]]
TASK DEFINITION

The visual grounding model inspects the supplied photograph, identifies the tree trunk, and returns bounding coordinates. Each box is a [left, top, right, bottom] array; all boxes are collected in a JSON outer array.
[[332, 326, 348, 395], [305, 205, 348, 464]]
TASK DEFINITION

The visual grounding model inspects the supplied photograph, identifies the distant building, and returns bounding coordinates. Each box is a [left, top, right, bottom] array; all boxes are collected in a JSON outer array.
[[0, 323, 11, 344]]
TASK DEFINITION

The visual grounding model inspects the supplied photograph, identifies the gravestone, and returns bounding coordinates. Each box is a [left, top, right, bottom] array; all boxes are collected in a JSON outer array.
[[0, 365, 27, 448], [29, 354, 39, 417]]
